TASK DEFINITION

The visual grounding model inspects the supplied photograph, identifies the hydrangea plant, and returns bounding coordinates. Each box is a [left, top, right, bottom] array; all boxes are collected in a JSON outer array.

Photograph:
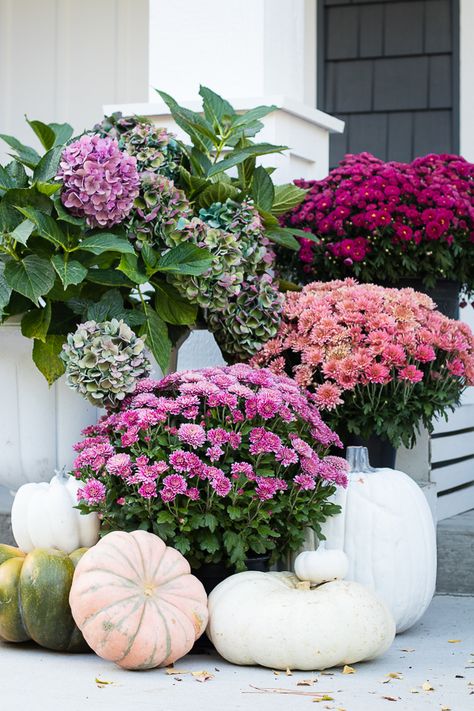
[[72, 363, 348, 570], [61, 319, 151, 409]]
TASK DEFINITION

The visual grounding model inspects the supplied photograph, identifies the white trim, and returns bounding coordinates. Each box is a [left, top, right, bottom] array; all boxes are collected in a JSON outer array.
[[103, 96, 344, 134]]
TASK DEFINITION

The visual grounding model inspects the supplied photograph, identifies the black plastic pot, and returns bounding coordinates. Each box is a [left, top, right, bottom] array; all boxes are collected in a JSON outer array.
[[191, 555, 270, 653], [343, 432, 396, 469], [385, 278, 460, 320]]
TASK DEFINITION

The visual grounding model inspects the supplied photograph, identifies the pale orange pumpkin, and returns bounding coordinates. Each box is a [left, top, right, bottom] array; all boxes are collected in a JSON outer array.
[[69, 530, 208, 669]]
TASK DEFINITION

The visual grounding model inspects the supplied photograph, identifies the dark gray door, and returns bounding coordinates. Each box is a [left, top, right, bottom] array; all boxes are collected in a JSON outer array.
[[318, 0, 460, 167]]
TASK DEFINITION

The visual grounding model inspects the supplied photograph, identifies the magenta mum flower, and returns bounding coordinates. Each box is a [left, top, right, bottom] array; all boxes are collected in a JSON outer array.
[[57, 134, 139, 228]]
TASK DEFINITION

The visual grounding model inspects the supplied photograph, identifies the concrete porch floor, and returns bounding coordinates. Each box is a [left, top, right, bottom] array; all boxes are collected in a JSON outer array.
[[1, 595, 473, 711]]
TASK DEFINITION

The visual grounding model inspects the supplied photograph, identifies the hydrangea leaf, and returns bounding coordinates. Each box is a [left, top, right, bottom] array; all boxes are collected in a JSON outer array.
[[154, 280, 198, 325], [51, 254, 88, 289], [10, 219, 34, 246], [252, 166, 275, 212], [20, 302, 51, 342], [25, 118, 56, 150], [141, 306, 171, 373], [15, 206, 68, 248], [155, 243, 212, 276], [271, 184, 308, 215], [0, 262, 12, 314], [32, 334, 65, 384], [4, 255, 55, 306], [0, 134, 41, 169], [33, 145, 63, 183], [78, 233, 135, 256]]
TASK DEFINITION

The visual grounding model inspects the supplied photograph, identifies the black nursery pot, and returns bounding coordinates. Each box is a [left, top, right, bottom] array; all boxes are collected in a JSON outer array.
[[384, 278, 460, 320], [191, 555, 270, 653], [343, 432, 396, 469]]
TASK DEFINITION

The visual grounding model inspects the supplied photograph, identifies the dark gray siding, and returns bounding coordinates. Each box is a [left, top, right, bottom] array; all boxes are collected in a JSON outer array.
[[318, 0, 460, 167]]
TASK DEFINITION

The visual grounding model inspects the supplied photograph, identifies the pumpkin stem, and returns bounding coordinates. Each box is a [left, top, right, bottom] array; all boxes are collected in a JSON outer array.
[[346, 446, 376, 473], [54, 466, 68, 482]]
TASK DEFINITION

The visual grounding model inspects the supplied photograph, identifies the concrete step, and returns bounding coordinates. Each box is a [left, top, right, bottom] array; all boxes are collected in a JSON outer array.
[[437, 509, 474, 595]]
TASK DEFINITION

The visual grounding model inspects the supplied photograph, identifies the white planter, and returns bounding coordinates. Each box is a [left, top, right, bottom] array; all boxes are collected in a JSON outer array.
[[320, 447, 437, 634], [0, 321, 98, 492]]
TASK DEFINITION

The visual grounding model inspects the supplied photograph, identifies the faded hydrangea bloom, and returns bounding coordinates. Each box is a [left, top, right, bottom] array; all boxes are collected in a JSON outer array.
[[61, 319, 151, 409], [95, 113, 183, 179], [57, 135, 140, 228], [207, 273, 284, 360]]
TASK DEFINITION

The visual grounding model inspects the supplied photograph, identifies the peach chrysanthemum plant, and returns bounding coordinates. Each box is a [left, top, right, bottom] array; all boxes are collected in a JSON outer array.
[[251, 279, 474, 448]]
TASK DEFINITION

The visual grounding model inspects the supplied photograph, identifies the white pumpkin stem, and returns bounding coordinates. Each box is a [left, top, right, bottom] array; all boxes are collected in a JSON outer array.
[[54, 466, 68, 483]]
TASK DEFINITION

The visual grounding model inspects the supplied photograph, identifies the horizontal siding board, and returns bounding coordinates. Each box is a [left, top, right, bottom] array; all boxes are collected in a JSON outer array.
[[432, 431, 474, 463], [384, 1, 424, 56], [432, 458, 474, 492], [433, 404, 474, 435], [437, 484, 474, 520]]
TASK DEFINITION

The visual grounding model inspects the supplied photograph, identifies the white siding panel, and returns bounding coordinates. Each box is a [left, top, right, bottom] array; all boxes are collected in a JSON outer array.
[[433, 458, 474, 493], [432, 431, 474, 464], [0, 0, 149, 157], [437, 484, 474, 520]]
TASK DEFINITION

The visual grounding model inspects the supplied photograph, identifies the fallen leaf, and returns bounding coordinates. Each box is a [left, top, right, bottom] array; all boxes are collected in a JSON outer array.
[[286, 668, 293, 676], [297, 679, 317, 686], [382, 696, 399, 702], [387, 672, 403, 679], [422, 681, 435, 691], [165, 668, 190, 675], [192, 671, 214, 682], [273, 670, 280, 676], [448, 639, 462, 643], [400, 648, 415, 653], [95, 678, 114, 688], [342, 665, 355, 674], [312, 696, 334, 703], [244, 685, 333, 698], [469, 681, 474, 686], [441, 706, 451, 711]]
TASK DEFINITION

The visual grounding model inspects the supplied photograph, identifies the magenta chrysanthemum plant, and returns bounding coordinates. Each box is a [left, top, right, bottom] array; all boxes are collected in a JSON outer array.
[[72, 363, 348, 570], [279, 152, 474, 296], [57, 134, 140, 228], [252, 279, 474, 448]]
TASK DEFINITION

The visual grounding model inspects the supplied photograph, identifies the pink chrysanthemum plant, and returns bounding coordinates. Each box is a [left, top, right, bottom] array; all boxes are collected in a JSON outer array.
[[71, 363, 348, 571], [251, 279, 474, 449]]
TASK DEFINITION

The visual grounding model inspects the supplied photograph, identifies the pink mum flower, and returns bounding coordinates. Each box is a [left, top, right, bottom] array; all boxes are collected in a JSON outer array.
[[177, 423, 206, 449], [210, 475, 232, 496], [399, 365, 424, 383], [77, 478, 106, 504], [313, 382, 343, 410], [105, 453, 132, 478], [138, 481, 157, 499], [294, 473, 316, 491], [162, 474, 187, 494]]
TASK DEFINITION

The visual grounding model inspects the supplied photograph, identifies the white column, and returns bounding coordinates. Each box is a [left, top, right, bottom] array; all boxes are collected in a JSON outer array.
[[148, 0, 316, 104], [460, 0, 474, 161]]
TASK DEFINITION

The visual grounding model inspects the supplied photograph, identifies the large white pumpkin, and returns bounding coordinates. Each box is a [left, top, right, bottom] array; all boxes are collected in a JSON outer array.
[[320, 447, 436, 634], [207, 571, 395, 670], [11, 469, 100, 553]]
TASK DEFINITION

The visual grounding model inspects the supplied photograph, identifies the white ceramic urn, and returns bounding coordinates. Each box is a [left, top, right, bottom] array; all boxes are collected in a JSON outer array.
[[0, 320, 98, 492]]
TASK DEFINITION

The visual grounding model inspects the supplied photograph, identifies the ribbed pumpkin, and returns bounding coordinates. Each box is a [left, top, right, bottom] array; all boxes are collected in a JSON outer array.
[[0, 543, 88, 651], [69, 530, 208, 670]]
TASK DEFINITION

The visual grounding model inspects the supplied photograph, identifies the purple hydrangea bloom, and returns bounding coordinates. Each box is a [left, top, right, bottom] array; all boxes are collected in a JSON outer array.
[[57, 134, 140, 228]]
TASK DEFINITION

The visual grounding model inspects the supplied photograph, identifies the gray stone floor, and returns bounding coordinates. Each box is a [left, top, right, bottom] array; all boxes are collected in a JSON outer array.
[[1, 595, 473, 711]]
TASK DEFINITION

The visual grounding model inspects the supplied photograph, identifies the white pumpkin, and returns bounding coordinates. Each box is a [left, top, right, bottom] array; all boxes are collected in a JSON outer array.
[[320, 446, 436, 634], [11, 469, 100, 553], [207, 571, 395, 670], [294, 543, 349, 585]]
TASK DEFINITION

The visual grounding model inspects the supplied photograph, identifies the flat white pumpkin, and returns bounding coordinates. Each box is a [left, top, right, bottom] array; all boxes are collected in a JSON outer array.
[[207, 571, 395, 670], [320, 448, 436, 633], [11, 470, 100, 553]]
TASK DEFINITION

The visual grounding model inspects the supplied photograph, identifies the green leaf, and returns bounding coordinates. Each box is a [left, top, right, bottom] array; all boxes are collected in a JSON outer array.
[[32, 335, 65, 385], [141, 307, 171, 373], [51, 254, 88, 288], [200, 531, 220, 555], [49, 122, 74, 147], [78, 233, 135, 256], [153, 280, 197, 325], [36, 181, 61, 196], [155, 243, 212, 276], [15, 206, 68, 248], [5, 160, 28, 188], [0, 134, 41, 169], [252, 165, 275, 211], [21, 302, 51, 342], [3, 187, 52, 213], [271, 183, 307, 216], [227, 505, 242, 521], [199, 85, 234, 127], [265, 226, 300, 250], [86, 268, 134, 287], [231, 105, 277, 128], [197, 181, 239, 209], [207, 142, 287, 178], [117, 253, 148, 284], [0, 165, 15, 190], [4, 255, 55, 306], [11, 219, 34, 246], [33, 145, 63, 183], [25, 118, 56, 150], [0, 262, 12, 314], [156, 90, 215, 151], [53, 197, 86, 226]]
